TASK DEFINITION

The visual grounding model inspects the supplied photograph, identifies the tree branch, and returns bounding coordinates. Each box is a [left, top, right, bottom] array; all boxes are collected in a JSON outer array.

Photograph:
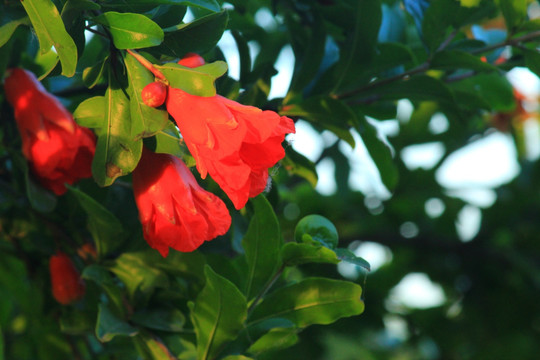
[[334, 30, 540, 101]]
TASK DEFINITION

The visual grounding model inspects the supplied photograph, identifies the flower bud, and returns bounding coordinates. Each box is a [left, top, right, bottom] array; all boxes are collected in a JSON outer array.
[[142, 81, 168, 108], [49, 252, 86, 305], [178, 53, 205, 68]]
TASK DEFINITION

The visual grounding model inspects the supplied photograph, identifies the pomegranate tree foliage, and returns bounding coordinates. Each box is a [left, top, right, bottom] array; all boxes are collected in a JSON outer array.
[[0, 0, 539, 359]]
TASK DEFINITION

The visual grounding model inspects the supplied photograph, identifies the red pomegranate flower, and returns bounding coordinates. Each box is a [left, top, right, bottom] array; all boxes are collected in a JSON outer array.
[[3, 68, 96, 195], [49, 252, 86, 305], [166, 55, 295, 209], [132, 148, 231, 257]]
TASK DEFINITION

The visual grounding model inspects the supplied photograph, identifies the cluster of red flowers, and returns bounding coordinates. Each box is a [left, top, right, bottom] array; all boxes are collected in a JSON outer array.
[[3, 53, 294, 260]]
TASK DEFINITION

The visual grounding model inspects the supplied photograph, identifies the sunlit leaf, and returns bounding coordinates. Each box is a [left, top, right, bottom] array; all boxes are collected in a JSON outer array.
[[249, 278, 364, 327], [247, 328, 299, 356], [281, 242, 339, 267], [0, 17, 30, 48], [156, 61, 227, 96], [94, 11, 164, 49], [124, 52, 169, 139], [109, 252, 170, 304], [91, 75, 143, 186], [20, 0, 78, 76]]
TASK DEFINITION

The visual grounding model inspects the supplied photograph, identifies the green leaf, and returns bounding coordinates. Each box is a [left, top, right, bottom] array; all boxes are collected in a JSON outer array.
[[96, 302, 138, 342], [281, 97, 356, 147], [524, 48, 540, 79], [242, 195, 281, 300], [154, 122, 187, 158], [355, 116, 399, 191], [281, 242, 339, 267], [222, 356, 253, 360], [496, 0, 527, 31], [249, 278, 364, 327], [449, 73, 515, 111], [20, 0, 78, 76], [156, 61, 227, 96], [82, 265, 125, 315], [0, 17, 30, 48], [333, 0, 381, 92], [294, 215, 338, 249], [335, 248, 371, 272], [159, 11, 228, 57], [134, 334, 174, 360], [376, 75, 455, 105], [68, 186, 124, 258], [124, 52, 169, 139], [282, 148, 318, 187], [101, 0, 220, 12], [82, 56, 109, 89], [92, 76, 143, 186], [131, 308, 186, 332], [109, 252, 170, 304], [73, 96, 106, 131], [247, 328, 299, 356], [431, 50, 498, 72], [94, 12, 164, 49], [0, 326, 4, 360], [24, 163, 57, 213], [190, 266, 247, 360]]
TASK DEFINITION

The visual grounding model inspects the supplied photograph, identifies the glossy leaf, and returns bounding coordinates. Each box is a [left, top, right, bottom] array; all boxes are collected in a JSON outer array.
[[82, 56, 108, 89], [156, 61, 227, 96], [92, 77, 143, 186], [68, 186, 123, 258], [335, 248, 371, 272], [249, 278, 364, 327], [294, 214, 338, 249], [242, 195, 281, 300], [73, 96, 106, 131], [94, 12, 164, 49], [20, 0, 78, 76], [222, 356, 253, 360], [109, 252, 170, 304], [124, 52, 169, 139], [247, 328, 299, 356], [189, 266, 247, 360], [96, 302, 138, 342], [0, 17, 30, 48], [281, 242, 339, 267], [159, 11, 228, 57], [281, 97, 356, 147]]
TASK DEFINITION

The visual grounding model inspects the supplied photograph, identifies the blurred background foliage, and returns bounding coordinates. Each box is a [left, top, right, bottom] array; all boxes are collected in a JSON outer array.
[[1, 0, 540, 359]]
